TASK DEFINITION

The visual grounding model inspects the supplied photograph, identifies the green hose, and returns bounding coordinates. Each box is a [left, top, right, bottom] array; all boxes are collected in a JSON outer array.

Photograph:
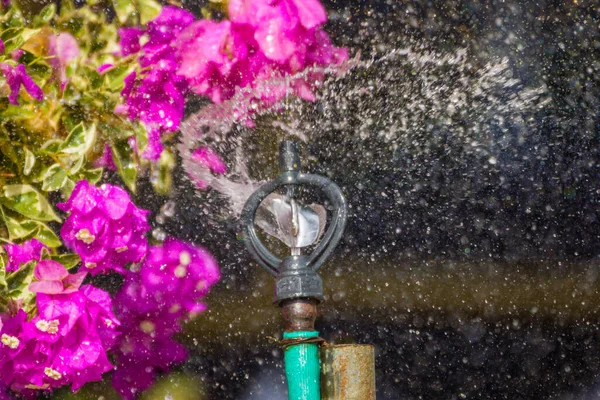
[[283, 331, 321, 400]]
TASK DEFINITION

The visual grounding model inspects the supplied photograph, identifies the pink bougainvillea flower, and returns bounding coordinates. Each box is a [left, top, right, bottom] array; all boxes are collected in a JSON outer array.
[[0, 258, 119, 393], [118, 27, 144, 56], [120, 63, 187, 160], [0, 39, 4, 55], [3, 239, 47, 272], [120, 1, 346, 165], [47, 33, 79, 85], [192, 147, 227, 175], [117, 7, 194, 161], [112, 332, 187, 400], [173, 0, 346, 110], [94, 143, 116, 170], [9, 49, 23, 61], [228, 0, 326, 61], [58, 180, 150, 275], [176, 20, 250, 102], [112, 238, 219, 399], [116, 238, 219, 318], [29, 260, 87, 295], [97, 63, 113, 74], [229, 0, 326, 30], [144, 6, 194, 50], [136, 238, 220, 314], [0, 63, 44, 105]]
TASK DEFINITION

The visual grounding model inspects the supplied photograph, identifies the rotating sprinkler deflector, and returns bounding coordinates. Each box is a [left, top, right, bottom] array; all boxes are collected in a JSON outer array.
[[242, 141, 376, 400]]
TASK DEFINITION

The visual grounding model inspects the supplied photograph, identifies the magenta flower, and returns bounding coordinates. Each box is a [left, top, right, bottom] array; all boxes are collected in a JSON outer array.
[[116, 238, 219, 319], [0, 63, 44, 105], [0, 39, 4, 55], [173, 0, 346, 109], [120, 62, 188, 160], [117, 7, 193, 160], [228, 0, 326, 61], [10, 50, 23, 61], [3, 239, 47, 272], [144, 6, 194, 52], [29, 260, 87, 295], [47, 33, 79, 86], [0, 263, 119, 394], [176, 20, 251, 103], [94, 143, 116, 170], [96, 63, 113, 74], [58, 180, 150, 275], [118, 27, 144, 56], [112, 333, 186, 400], [229, 0, 326, 30], [112, 238, 219, 398], [135, 238, 220, 315]]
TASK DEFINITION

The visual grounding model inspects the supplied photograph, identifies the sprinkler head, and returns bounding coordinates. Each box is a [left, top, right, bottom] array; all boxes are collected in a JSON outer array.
[[241, 140, 347, 305]]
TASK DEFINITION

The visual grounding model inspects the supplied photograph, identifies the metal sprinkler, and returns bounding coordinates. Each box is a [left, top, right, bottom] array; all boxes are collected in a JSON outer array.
[[242, 141, 375, 400]]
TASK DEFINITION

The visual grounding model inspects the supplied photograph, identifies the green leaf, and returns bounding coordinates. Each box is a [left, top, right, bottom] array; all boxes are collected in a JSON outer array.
[[60, 0, 75, 15], [151, 148, 175, 195], [40, 139, 63, 154], [3, 214, 38, 240], [6, 260, 35, 298], [0, 142, 19, 166], [49, 254, 80, 270], [61, 178, 75, 199], [0, 185, 61, 222], [2, 28, 41, 53], [138, 0, 162, 25], [135, 123, 148, 155], [23, 147, 35, 176], [1, 104, 36, 120], [60, 123, 96, 155], [106, 64, 134, 91], [0, 265, 6, 293], [110, 139, 137, 192], [35, 3, 56, 25], [41, 164, 68, 192], [112, 0, 136, 23], [68, 156, 85, 175], [32, 222, 61, 248], [80, 168, 103, 184]]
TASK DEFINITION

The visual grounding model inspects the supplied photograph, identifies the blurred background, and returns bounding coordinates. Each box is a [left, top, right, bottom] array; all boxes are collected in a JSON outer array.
[[55, 0, 600, 398]]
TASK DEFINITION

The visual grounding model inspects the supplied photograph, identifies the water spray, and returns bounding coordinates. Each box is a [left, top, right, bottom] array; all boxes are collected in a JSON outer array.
[[242, 140, 375, 400]]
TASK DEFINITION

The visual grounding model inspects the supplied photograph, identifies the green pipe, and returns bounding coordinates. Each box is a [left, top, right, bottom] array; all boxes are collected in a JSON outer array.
[[283, 331, 321, 400]]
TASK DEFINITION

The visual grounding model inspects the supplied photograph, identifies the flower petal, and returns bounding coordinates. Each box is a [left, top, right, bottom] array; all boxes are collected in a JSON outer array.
[[29, 280, 64, 294], [98, 184, 131, 220], [16, 64, 43, 102], [34, 260, 69, 281]]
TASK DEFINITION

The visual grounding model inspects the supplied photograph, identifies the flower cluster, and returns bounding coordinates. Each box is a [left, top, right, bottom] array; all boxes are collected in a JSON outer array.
[[112, 238, 220, 399], [58, 180, 150, 275], [118, 0, 347, 161], [3, 239, 47, 272], [0, 63, 43, 106], [118, 7, 194, 160], [0, 261, 119, 393], [178, 0, 348, 104], [0, 36, 44, 105]]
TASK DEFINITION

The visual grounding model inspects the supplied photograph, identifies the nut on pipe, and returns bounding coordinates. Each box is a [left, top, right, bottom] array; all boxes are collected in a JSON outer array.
[[281, 298, 318, 332], [320, 344, 376, 400]]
